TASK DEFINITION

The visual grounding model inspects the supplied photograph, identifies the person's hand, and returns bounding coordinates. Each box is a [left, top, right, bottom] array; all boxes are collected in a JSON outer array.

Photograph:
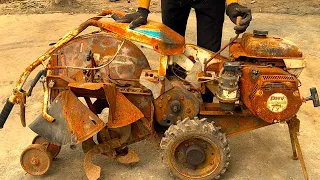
[[116, 8, 149, 29], [226, 3, 252, 34]]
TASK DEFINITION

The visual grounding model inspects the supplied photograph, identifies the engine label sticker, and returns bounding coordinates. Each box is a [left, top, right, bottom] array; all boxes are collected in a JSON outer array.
[[267, 93, 288, 113], [222, 90, 237, 99]]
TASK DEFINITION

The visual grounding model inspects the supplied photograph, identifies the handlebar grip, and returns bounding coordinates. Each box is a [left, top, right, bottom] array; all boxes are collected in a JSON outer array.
[[111, 14, 121, 21], [0, 99, 14, 129]]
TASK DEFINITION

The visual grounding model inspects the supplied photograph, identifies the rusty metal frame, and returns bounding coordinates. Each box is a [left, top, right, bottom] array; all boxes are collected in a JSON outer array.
[[68, 82, 145, 129], [200, 103, 270, 136], [7, 10, 126, 122]]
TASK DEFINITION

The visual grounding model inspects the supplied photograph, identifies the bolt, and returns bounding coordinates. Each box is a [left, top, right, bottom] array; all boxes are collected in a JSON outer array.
[[186, 108, 191, 113], [167, 95, 172, 100], [31, 157, 39, 165], [159, 104, 163, 108], [71, 135, 78, 144], [273, 120, 280, 123], [256, 90, 263, 96], [48, 80, 55, 88], [70, 144, 77, 150], [162, 115, 167, 120], [159, 76, 165, 81], [293, 90, 300, 97], [173, 106, 178, 112]]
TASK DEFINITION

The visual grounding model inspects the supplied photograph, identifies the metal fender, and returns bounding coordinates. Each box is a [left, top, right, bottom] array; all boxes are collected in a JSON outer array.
[[29, 90, 105, 145]]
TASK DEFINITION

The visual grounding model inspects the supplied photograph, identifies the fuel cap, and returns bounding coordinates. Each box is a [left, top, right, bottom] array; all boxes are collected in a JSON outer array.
[[253, 30, 268, 37]]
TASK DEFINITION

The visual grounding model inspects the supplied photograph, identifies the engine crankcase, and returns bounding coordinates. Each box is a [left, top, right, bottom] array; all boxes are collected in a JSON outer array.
[[240, 66, 302, 123]]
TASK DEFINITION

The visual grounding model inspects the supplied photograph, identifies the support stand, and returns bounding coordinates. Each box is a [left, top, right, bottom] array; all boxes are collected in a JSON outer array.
[[287, 117, 309, 180]]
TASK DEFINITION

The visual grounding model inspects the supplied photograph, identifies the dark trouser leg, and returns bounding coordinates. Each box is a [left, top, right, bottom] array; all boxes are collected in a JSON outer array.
[[193, 0, 225, 52], [161, 0, 191, 37]]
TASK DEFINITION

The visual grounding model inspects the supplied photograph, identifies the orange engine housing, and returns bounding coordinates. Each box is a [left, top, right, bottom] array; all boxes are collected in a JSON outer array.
[[240, 66, 302, 123]]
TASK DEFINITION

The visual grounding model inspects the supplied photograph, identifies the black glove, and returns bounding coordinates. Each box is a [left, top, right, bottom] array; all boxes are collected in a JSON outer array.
[[226, 3, 252, 34], [116, 7, 149, 29]]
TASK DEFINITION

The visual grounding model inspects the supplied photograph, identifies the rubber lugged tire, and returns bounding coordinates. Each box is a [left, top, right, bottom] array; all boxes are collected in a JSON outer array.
[[160, 117, 230, 180]]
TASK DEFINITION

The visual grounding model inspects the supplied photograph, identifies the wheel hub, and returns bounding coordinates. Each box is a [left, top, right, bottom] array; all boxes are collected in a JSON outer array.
[[186, 144, 206, 166], [31, 157, 39, 165]]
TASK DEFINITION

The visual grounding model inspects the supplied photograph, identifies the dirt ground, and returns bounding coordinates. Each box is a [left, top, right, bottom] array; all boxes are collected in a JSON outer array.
[[0, 0, 320, 15], [0, 11, 319, 179]]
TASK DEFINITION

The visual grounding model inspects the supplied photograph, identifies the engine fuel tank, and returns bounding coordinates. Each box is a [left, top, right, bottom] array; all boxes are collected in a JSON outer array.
[[230, 31, 303, 59]]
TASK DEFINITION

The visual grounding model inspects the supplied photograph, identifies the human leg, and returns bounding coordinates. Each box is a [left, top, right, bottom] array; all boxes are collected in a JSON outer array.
[[161, 0, 192, 37], [193, 0, 225, 52]]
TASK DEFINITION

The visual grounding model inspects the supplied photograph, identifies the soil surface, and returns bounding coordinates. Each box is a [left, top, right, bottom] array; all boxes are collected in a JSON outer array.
[[0, 12, 319, 180], [0, 0, 320, 15], [0, 0, 320, 179]]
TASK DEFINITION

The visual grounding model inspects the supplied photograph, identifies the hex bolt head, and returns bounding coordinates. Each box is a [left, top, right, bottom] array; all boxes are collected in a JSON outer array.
[[159, 76, 165, 81], [162, 115, 167, 120], [31, 157, 39, 165]]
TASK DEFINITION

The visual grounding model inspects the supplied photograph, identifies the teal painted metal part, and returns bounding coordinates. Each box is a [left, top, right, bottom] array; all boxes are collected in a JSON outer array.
[[132, 29, 162, 40]]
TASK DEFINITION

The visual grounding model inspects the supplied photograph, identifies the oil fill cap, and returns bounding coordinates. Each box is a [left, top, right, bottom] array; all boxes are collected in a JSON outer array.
[[253, 30, 268, 37]]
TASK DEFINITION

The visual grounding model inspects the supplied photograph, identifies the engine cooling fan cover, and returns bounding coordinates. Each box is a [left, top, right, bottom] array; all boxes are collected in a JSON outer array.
[[250, 75, 302, 123]]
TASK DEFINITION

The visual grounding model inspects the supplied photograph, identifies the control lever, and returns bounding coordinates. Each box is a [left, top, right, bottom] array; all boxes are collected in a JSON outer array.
[[111, 14, 121, 21], [27, 69, 46, 97]]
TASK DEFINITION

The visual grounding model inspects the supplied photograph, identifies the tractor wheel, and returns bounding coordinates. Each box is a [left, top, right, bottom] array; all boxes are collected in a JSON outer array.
[[160, 117, 230, 180], [20, 144, 52, 176]]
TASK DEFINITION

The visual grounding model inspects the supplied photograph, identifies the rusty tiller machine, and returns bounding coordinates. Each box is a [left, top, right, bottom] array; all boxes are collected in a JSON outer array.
[[0, 10, 319, 180]]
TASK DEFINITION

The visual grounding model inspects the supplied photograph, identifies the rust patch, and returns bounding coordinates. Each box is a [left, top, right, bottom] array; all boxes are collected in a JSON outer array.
[[230, 33, 303, 59], [57, 90, 105, 143], [200, 103, 271, 136], [100, 19, 185, 56], [108, 92, 144, 129]]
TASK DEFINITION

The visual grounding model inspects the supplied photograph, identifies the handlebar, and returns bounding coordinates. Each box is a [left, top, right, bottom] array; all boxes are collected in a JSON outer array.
[[0, 99, 14, 129], [0, 10, 126, 129]]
